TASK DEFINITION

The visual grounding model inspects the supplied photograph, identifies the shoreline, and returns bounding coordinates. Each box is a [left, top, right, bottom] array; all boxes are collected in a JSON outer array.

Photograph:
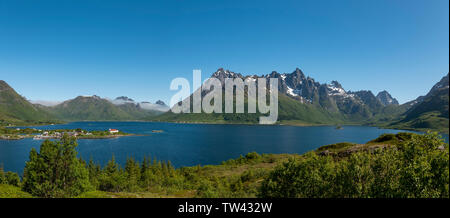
[[0, 133, 144, 141], [4, 120, 448, 135]]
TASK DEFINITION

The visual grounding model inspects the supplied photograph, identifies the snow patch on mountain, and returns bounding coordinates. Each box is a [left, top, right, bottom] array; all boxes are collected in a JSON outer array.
[[286, 86, 299, 96]]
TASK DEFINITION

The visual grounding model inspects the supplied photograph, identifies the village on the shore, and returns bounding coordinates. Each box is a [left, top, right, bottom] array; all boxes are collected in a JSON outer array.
[[0, 127, 127, 140], [32, 128, 121, 140]]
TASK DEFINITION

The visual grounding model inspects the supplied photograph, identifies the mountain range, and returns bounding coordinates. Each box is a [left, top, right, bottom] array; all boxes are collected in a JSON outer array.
[[156, 68, 448, 132], [0, 81, 169, 124], [0, 69, 448, 132], [40, 95, 169, 121]]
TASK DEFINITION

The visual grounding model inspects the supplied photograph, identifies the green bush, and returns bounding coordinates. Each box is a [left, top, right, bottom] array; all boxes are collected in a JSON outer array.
[[0, 167, 20, 186], [260, 132, 449, 198], [22, 135, 93, 197], [317, 142, 355, 152]]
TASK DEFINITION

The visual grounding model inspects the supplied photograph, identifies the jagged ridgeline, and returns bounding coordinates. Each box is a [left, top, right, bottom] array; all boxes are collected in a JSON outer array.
[[156, 68, 417, 125], [1, 70, 448, 132]]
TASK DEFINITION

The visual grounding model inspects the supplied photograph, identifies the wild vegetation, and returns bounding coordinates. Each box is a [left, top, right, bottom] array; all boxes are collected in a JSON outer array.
[[260, 132, 448, 198], [0, 132, 448, 198], [0, 80, 58, 126]]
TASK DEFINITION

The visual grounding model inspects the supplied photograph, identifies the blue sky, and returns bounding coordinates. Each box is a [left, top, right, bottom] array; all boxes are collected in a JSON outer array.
[[0, 0, 448, 104]]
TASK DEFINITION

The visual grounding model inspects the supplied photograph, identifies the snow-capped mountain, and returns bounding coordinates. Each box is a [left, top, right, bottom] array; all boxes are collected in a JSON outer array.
[[210, 68, 390, 118]]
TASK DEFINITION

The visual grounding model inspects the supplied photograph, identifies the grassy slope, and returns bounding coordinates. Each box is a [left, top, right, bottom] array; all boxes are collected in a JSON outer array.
[[387, 88, 449, 133], [0, 184, 33, 198], [387, 111, 449, 133], [0, 80, 58, 126], [155, 94, 348, 125], [77, 132, 444, 198], [77, 153, 300, 198], [43, 97, 163, 122], [46, 97, 135, 121], [155, 90, 448, 134], [117, 103, 163, 120]]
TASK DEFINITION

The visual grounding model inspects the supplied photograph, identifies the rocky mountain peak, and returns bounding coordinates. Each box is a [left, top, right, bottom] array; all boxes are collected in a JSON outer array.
[[155, 100, 167, 106], [76, 95, 102, 100], [212, 68, 241, 78], [428, 73, 449, 95], [115, 96, 135, 102], [268, 71, 279, 78], [211, 68, 244, 85], [293, 68, 306, 79], [376, 91, 399, 106], [330, 81, 343, 89]]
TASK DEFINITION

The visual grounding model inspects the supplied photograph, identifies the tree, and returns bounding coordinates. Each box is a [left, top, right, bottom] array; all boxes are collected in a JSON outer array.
[[397, 132, 449, 198], [87, 158, 101, 189], [22, 134, 92, 197], [125, 157, 141, 191], [5, 172, 21, 186], [98, 155, 127, 192], [0, 165, 5, 184]]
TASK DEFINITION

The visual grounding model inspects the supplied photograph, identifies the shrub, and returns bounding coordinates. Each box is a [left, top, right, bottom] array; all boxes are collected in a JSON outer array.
[[22, 135, 92, 197], [259, 132, 449, 198]]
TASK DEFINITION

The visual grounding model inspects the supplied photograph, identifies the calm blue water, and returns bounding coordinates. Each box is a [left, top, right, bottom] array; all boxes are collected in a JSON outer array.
[[0, 122, 447, 174]]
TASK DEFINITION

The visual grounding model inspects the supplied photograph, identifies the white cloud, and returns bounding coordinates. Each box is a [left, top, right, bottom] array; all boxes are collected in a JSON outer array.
[[29, 100, 62, 107]]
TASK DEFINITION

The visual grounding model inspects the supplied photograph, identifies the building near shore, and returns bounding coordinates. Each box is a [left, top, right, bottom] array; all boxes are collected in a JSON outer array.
[[109, 129, 119, 134]]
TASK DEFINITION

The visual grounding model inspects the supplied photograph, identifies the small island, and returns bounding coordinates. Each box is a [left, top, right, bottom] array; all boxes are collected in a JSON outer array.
[[0, 127, 134, 140]]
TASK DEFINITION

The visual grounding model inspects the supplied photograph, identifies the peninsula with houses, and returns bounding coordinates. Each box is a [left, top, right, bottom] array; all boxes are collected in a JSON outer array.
[[0, 127, 134, 140]]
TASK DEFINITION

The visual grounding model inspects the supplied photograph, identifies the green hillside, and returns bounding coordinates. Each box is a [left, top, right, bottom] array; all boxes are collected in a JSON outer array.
[[389, 88, 449, 133], [46, 96, 136, 121], [155, 93, 348, 125], [0, 80, 58, 126], [43, 96, 163, 121], [116, 103, 164, 120], [277, 94, 346, 124], [388, 74, 449, 133], [0, 184, 33, 198], [154, 86, 409, 126]]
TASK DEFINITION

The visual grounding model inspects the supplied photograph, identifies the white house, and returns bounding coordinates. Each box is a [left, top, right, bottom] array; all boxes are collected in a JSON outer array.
[[109, 129, 119, 134]]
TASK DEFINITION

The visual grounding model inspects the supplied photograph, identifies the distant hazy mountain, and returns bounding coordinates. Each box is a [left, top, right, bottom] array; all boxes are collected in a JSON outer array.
[[109, 96, 170, 112], [29, 100, 62, 107], [0, 80, 56, 125], [111, 96, 135, 105], [42, 95, 167, 121], [116, 102, 163, 120], [390, 73, 449, 132], [46, 95, 134, 121], [155, 100, 167, 106]]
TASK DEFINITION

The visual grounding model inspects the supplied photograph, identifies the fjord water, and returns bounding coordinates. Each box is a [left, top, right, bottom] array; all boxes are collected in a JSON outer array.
[[0, 122, 446, 173]]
